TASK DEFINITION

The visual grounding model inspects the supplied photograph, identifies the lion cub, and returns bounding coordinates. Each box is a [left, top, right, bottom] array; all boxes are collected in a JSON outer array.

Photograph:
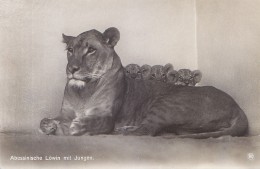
[[140, 64, 152, 80], [166, 69, 179, 84], [39, 118, 69, 135], [150, 63, 174, 82], [39, 118, 57, 135], [124, 64, 142, 80], [140, 63, 177, 93], [175, 69, 202, 86]]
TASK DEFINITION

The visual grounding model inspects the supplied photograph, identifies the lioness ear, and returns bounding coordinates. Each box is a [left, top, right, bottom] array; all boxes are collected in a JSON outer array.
[[141, 64, 151, 80], [167, 70, 179, 84], [103, 27, 120, 48], [163, 63, 174, 73], [62, 34, 75, 45], [192, 70, 202, 83]]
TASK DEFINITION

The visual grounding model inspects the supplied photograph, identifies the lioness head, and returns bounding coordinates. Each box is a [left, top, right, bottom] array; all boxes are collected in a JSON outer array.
[[62, 27, 120, 88]]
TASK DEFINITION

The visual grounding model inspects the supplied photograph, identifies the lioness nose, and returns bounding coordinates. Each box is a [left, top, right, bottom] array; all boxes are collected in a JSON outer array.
[[69, 65, 80, 74]]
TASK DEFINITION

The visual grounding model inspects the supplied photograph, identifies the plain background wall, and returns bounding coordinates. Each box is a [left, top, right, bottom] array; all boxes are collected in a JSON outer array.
[[0, 0, 197, 131], [197, 0, 260, 135]]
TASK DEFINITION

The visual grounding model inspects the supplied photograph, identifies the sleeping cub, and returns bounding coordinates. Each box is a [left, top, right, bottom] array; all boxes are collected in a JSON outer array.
[[39, 118, 69, 135], [39, 118, 58, 135]]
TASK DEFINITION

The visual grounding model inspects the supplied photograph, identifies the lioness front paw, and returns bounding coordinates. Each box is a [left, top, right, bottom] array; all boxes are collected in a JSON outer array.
[[114, 126, 139, 135], [123, 125, 156, 136], [69, 119, 86, 136]]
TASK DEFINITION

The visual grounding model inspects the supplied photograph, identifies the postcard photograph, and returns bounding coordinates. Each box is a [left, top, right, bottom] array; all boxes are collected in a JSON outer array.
[[0, 0, 260, 169]]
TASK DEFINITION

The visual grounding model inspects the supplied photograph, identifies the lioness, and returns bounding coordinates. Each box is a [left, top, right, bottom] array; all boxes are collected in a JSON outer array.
[[40, 27, 248, 138], [40, 27, 126, 136]]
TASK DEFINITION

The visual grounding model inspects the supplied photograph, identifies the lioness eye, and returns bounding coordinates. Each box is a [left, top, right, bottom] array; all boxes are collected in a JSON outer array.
[[68, 48, 73, 53], [162, 74, 166, 77], [88, 47, 96, 54], [137, 71, 141, 74]]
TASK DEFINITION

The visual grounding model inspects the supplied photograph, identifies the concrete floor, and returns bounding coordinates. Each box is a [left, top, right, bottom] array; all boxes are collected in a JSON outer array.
[[0, 131, 259, 169]]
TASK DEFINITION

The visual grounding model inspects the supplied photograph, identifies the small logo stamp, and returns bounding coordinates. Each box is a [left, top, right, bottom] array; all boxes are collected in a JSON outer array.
[[247, 153, 255, 160]]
